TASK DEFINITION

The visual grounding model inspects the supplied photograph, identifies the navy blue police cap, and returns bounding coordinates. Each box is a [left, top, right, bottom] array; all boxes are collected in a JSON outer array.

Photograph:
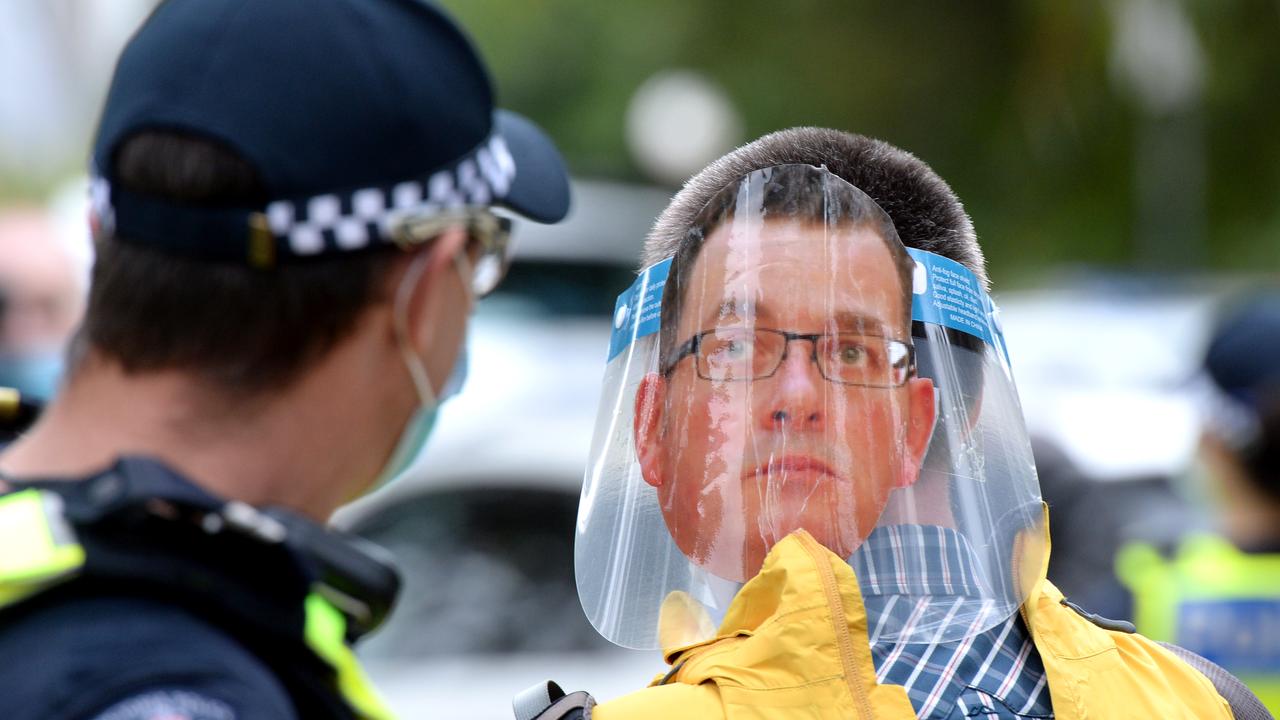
[[90, 0, 570, 268], [1204, 291, 1280, 410]]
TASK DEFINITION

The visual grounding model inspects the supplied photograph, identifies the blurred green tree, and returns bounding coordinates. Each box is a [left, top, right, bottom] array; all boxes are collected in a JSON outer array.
[[441, 0, 1280, 281]]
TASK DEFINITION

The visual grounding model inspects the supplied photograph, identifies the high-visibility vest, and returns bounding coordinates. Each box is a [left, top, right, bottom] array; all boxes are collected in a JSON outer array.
[[0, 481, 395, 720], [1118, 533, 1280, 714]]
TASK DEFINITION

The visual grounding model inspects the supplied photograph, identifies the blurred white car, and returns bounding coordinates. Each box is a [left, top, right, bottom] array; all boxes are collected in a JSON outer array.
[[996, 274, 1236, 481], [994, 274, 1254, 617]]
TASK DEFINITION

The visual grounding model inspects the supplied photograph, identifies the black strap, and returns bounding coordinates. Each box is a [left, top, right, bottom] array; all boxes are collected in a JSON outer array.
[[513, 681, 596, 720], [1060, 597, 1136, 634], [657, 659, 687, 686], [9, 456, 399, 638]]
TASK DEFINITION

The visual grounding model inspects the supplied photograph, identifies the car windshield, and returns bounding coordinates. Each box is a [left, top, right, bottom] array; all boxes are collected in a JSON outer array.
[[481, 259, 637, 319], [353, 486, 614, 658]]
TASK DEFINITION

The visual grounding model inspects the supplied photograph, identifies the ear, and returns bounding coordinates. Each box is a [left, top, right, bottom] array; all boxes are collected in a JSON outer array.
[[899, 376, 937, 487], [398, 226, 469, 355], [635, 372, 668, 489]]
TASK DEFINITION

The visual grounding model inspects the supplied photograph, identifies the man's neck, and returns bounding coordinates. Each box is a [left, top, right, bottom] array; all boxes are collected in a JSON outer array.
[[0, 349, 405, 521]]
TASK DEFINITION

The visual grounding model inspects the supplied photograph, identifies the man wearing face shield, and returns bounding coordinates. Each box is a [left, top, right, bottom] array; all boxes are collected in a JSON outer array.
[[0, 0, 569, 718], [545, 129, 1255, 720]]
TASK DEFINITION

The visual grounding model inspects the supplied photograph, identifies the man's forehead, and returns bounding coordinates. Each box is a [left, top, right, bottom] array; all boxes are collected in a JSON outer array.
[[698, 218, 894, 268], [682, 219, 906, 326]]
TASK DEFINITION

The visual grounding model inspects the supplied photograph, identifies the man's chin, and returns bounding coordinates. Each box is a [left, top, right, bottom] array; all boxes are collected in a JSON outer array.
[[679, 518, 863, 582], [687, 540, 755, 583], [692, 531, 819, 583], [761, 520, 865, 566]]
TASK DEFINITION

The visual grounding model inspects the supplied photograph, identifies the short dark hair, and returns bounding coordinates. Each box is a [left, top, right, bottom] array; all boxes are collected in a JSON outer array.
[[78, 130, 398, 394], [650, 128, 984, 365], [645, 127, 985, 281]]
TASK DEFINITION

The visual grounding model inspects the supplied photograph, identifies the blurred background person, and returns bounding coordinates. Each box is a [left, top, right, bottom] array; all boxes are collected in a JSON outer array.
[[1117, 290, 1280, 715], [1031, 430, 1195, 624], [0, 204, 87, 402]]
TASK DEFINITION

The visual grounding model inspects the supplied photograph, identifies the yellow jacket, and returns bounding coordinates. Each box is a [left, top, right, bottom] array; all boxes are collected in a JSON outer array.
[[595, 523, 1233, 720]]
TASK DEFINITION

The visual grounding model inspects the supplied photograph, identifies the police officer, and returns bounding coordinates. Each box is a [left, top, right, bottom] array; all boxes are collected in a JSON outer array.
[[1119, 291, 1280, 715], [0, 0, 569, 717]]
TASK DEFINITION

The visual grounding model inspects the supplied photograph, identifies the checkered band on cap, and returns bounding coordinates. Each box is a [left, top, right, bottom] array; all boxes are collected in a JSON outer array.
[[266, 133, 516, 257], [89, 132, 517, 265]]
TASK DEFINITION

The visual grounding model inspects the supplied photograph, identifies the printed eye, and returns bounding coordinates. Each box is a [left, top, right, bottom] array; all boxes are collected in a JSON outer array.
[[837, 342, 868, 366], [703, 332, 753, 367], [709, 332, 751, 356]]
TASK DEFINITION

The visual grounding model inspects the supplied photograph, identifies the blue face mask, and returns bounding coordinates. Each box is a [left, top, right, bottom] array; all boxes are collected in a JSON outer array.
[[371, 244, 475, 491], [0, 351, 65, 401], [372, 343, 467, 488]]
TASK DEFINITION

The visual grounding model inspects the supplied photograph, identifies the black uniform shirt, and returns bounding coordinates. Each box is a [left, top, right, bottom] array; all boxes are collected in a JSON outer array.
[[0, 592, 298, 719], [0, 456, 384, 720]]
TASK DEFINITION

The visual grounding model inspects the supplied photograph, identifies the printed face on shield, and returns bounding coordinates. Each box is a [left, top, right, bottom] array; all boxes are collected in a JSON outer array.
[[634, 215, 937, 582]]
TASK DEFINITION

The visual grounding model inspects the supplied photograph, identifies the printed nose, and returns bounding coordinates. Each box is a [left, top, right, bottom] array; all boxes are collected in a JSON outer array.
[[770, 408, 821, 425], [766, 349, 824, 430]]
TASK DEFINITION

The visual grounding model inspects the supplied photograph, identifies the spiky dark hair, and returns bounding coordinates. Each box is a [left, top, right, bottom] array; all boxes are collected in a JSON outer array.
[[644, 127, 986, 287]]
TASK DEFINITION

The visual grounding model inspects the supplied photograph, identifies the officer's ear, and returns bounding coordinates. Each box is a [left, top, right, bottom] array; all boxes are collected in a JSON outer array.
[[635, 372, 667, 489], [396, 226, 470, 355]]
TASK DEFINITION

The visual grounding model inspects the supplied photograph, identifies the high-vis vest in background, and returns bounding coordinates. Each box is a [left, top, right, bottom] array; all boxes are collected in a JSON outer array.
[[1118, 534, 1280, 715]]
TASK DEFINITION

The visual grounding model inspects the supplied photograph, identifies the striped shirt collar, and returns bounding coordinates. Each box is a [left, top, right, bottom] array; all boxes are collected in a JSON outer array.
[[851, 524, 995, 600], [855, 524, 1053, 718]]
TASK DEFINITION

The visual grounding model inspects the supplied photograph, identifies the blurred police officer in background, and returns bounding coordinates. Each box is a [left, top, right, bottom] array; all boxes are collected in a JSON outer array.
[[0, 0, 569, 717], [0, 206, 86, 402], [1119, 290, 1280, 716]]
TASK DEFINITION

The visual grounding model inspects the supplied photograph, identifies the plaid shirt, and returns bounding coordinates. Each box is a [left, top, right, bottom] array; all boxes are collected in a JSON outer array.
[[853, 525, 1055, 719]]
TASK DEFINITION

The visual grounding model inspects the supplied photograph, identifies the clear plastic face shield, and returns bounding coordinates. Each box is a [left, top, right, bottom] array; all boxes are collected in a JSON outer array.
[[576, 165, 1045, 650]]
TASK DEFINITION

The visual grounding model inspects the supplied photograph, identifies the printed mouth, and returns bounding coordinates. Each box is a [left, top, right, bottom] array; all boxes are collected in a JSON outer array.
[[747, 455, 840, 485]]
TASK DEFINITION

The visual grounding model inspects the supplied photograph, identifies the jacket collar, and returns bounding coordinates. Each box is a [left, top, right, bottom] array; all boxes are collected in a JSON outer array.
[[661, 530, 918, 718]]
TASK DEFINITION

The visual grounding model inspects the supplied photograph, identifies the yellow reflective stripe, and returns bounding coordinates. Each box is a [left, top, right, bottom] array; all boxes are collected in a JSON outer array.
[[1241, 676, 1280, 716], [304, 593, 395, 720], [1119, 536, 1280, 641], [1116, 541, 1179, 640], [1174, 535, 1280, 597], [0, 489, 85, 608]]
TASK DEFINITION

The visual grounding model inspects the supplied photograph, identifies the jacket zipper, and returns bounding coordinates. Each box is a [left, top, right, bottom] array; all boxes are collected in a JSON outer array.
[[796, 533, 875, 720]]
